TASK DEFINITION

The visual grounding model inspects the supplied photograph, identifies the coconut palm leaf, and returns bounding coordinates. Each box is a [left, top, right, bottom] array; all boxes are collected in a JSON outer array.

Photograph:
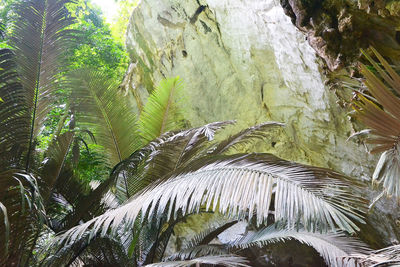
[[58, 153, 366, 247], [70, 69, 141, 166], [234, 224, 369, 267], [352, 47, 400, 198], [144, 255, 250, 267], [210, 122, 284, 155], [139, 77, 186, 143], [9, 0, 76, 169]]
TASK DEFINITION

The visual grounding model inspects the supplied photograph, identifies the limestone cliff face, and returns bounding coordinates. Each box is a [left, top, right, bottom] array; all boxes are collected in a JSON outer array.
[[125, 0, 400, 245], [126, 0, 375, 176]]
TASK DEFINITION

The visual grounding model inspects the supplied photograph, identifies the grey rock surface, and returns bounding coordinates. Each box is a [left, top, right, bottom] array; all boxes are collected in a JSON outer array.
[[126, 0, 375, 176], [125, 0, 399, 249]]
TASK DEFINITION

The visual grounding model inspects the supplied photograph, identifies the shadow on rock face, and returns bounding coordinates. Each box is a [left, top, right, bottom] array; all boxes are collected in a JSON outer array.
[[280, 0, 400, 72]]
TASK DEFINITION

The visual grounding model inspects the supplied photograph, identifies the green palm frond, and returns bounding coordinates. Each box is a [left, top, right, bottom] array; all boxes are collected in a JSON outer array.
[[139, 77, 186, 142], [9, 0, 76, 169], [42, 234, 133, 267], [60, 174, 120, 231], [40, 131, 75, 201], [234, 224, 369, 267], [144, 255, 250, 267], [0, 48, 28, 164], [58, 153, 366, 246], [352, 47, 400, 198], [141, 218, 180, 264], [70, 69, 141, 166], [0, 201, 10, 259], [0, 170, 45, 264], [210, 122, 284, 155]]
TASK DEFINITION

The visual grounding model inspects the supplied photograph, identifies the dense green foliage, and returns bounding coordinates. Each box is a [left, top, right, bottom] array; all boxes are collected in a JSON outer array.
[[0, 0, 131, 166], [67, 0, 129, 77]]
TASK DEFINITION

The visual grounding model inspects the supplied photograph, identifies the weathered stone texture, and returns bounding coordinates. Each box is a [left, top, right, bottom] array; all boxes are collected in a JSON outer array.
[[280, 0, 400, 71], [125, 0, 400, 248]]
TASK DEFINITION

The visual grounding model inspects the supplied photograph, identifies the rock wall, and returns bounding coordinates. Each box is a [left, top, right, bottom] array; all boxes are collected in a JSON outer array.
[[125, 0, 400, 246], [126, 0, 376, 176], [280, 0, 400, 72]]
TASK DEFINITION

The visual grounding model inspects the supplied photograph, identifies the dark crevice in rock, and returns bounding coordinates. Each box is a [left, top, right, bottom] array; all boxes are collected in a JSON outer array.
[[190, 5, 206, 24], [396, 31, 400, 44], [199, 19, 211, 33]]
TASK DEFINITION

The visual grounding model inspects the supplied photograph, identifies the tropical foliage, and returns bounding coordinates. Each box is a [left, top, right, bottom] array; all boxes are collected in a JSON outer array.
[[1, 0, 399, 266], [352, 47, 400, 199], [349, 47, 400, 266], [40, 119, 371, 266]]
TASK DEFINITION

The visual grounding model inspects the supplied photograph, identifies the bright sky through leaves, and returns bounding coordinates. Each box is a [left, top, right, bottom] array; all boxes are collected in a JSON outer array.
[[91, 0, 119, 23]]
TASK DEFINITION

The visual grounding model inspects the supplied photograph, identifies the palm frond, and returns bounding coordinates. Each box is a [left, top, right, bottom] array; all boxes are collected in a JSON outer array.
[[352, 47, 400, 198], [143, 214, 235, 264], [139, 77, 186, 142], [0, 170, 45, 264], [0, 48, 29, 165], [70, 69, 141, 166], [144, 255, 250, 267], [60, 174, 119, 231], [58, 153, 366, 246], [10, 0, 76, 169], [184, 220, 238, 248], [371, 146, 400, 197], [165, 245, 228, 262], [210, 122, 284, 155], [163, 219, 237, 262], [350, 245, 400, 266], [42, 234, 133, 267], [40, 131, 74, 201], [0, 201, 10, 259], [0, 23, 4, 39], [234, 224, 369, 267], [114, 121, 234, 200]]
